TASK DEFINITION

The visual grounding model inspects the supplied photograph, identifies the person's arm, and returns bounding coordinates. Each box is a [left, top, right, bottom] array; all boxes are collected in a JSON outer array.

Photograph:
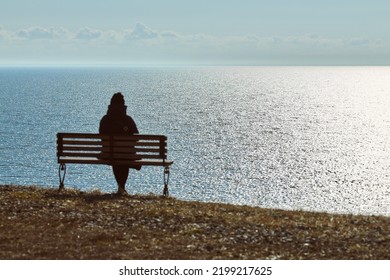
[[126, 116, 139, 134]]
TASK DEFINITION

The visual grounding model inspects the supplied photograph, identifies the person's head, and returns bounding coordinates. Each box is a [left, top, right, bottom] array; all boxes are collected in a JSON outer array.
[[107, 92, 127, 115], [110, 92, 125, 106]]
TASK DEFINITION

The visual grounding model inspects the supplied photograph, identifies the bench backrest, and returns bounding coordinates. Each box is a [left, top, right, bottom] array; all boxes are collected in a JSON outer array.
[[57, 133, 171, 166]]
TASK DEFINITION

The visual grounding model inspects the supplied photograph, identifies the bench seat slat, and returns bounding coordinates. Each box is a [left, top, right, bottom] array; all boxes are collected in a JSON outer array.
[[60, 140, 163, 147], [58, 133, 106, 139], [104, 141, 164, 147], [101, 147, 165, 153], [58, 133, 166, 141], [104, 135, 166, 141], [61, 140, 104, 146], [61, 146, 164, 153], [58, 158, 173, 166], [72, 141, 164, 147], [62, 146, 103, 152], [60, 152, 165, 160], [59, 152, 102, 158]]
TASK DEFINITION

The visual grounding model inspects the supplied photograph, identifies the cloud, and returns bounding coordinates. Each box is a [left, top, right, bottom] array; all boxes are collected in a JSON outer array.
[[2, 24, 390, 65], [75, 27, 102, 40], [16, 26, 65, 40], [101, 30, 124, 41], [0, 26, 9, 40], [160, 30, 181, 40], [345, 37, 371, 47], [125, 23, 159, 40]]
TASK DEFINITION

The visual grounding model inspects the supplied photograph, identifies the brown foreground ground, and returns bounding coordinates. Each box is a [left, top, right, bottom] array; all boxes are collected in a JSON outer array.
[[0, 185, 389, 259]]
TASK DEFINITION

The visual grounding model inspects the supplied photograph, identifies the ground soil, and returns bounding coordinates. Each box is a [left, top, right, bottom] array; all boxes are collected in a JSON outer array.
[[0, 185, 389, 259]]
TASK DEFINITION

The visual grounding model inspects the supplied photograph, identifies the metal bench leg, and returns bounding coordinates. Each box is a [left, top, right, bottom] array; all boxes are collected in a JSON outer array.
[[163, 166, 170, 197], [59, 163, 66, 190]]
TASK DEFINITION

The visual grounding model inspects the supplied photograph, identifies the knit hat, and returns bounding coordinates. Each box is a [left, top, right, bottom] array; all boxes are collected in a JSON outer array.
[[110, 92, 125, 106]]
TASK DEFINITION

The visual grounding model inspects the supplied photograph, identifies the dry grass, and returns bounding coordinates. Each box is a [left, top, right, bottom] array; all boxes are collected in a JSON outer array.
[[0, 185, 389, 259]]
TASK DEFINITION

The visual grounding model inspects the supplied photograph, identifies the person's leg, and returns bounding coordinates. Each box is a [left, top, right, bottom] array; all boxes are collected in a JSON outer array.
[[112, 165, 129, 194]]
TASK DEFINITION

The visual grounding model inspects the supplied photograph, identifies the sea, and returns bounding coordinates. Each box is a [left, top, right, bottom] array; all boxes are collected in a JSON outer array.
[[1, 66, 390, 216]]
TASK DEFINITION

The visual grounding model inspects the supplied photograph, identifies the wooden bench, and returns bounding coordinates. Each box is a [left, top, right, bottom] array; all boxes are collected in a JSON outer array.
[[56, 133, 173, 196]]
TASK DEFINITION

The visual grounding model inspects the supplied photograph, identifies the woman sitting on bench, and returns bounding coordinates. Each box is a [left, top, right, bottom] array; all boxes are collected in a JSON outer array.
[[99, 92, 141, 195]]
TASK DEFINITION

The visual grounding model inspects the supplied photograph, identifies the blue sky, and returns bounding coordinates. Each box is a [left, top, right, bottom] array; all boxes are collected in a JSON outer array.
[[1, 0, 390, 65]]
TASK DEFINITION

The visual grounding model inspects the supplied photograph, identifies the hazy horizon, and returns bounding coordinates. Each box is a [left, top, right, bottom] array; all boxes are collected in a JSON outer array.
[[1, 0, 390, 66]]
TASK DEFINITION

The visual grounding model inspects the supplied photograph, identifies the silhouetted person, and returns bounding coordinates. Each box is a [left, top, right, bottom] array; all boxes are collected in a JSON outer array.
[[99, 92, 140, 194]]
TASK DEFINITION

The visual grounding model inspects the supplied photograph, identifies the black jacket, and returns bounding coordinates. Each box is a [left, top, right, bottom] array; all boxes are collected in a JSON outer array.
[[99, 104, 138, 135], [99, 104, 141, 169]]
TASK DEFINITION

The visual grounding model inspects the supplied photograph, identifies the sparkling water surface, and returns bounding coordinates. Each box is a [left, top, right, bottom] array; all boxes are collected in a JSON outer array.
[[1, 66, 390, 216]]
